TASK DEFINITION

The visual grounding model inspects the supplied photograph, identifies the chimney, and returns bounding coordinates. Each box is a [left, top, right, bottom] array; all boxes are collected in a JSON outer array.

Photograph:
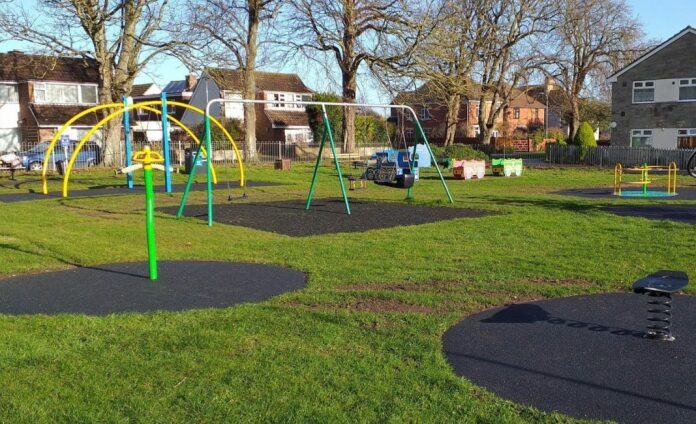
[[8, 50, 23, 55], [185, 73, 197, 91]]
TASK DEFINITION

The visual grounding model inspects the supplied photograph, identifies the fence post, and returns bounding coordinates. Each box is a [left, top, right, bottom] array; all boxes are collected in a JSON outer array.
[[278, 141, 282, 160]]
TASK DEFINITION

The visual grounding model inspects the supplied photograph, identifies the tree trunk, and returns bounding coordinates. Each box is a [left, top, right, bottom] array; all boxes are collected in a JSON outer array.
[[341, 71, 357, 153], [243, 0, 260, 162], [569, 97, 580, 141], [97, 68, 121, 166], [444, 93, 461, 147]]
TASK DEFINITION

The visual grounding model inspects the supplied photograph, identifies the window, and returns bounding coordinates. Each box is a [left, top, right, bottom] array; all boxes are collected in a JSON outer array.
[[420, 106, 431, 120], [404, 128, 414, 140], [0, 83, 18, 103], [513, 108, 520, 119], [632, 81, 654, 103], [34, 82, 98, 104], [292, 94, 312, 109], [679, 78, 696, 101], [285, 129, 313, 144], [678, 128, 696, 149], [473, 125, 480, 136], [222, 91, 243, 119], [631, 129, 653, 147], [473, 103, 480, 118], [272, 93, 286, 108]]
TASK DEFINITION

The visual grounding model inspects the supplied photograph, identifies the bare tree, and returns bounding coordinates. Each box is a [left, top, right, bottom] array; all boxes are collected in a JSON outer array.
[[0, 0, 176, 165], [472, 0, 556, 144], [177, 0, 282, 162], [543, 0, 642, 139], [289, 0, 433, 152]]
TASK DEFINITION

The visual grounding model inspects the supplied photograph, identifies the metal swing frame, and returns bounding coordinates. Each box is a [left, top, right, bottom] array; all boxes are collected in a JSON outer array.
[[178, 99, 453, 224]]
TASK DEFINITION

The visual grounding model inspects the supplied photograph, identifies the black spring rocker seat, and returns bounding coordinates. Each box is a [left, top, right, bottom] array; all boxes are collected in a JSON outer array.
[[633, 270, 689, 341]]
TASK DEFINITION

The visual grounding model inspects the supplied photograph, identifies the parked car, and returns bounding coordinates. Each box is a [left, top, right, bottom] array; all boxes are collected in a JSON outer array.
[[20, 140, 101, 171]]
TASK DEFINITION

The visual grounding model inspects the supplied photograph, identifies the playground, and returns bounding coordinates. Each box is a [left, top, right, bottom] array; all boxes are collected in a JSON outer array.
[[0, 99, 695, 422]]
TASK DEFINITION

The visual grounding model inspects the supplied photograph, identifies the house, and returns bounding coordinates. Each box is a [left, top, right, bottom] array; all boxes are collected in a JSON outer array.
[[182, 68, 314, 143], [0, 50, 101, 152], [522, 77, 567, 133], [129, 75, 197, 142], [608, 26, 696, 148], [391, 83, 546, 143]]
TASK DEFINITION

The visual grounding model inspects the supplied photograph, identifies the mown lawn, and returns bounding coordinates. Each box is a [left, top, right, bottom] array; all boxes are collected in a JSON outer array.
[[0, 163, 694, 423]]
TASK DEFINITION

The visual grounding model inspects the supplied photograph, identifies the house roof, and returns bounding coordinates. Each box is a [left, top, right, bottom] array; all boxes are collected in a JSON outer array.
[[265, 110, 310, 128], [162, 80, 189, 94], [607, 26, 696, 82], [508, 89, 547, 109], [131, 83, 160, 97], [0, 51, 99, 83], [30, 105, 100, 126], [204, 68, 313, 94]]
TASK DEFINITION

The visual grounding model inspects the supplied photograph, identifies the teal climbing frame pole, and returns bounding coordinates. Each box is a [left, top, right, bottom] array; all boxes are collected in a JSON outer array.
[[176, 140, 204, 218], [305, 105, 351, 215], [204, 114, 214, 225], [411, 116, 454, 204]]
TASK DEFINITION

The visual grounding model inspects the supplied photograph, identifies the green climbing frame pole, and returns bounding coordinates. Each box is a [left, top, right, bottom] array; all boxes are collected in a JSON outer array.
[[410, 115, 454, 203], [176, 140, 204, 218], [305, 105, 351, 215], [143, 157, 158, 280], [204, 114, 214, 226]]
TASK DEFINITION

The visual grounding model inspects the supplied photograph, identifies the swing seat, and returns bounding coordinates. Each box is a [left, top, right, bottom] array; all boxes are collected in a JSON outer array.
[[374, 174, 414, 189], [348, 176, 368, 191]]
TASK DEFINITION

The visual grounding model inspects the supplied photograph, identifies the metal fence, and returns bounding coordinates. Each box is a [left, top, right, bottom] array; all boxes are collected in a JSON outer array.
[[546, 144, 696, 168], [4, 139, 392, 174]]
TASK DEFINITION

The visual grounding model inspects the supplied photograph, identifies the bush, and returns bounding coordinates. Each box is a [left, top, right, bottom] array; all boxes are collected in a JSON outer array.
[[306, 92, 343, 143], [531, 129, 545, 147], [443, 144, 488, 161], [192, 118, 245, 142], [573, 121, 597, 159], [547, 128, 566, 145]]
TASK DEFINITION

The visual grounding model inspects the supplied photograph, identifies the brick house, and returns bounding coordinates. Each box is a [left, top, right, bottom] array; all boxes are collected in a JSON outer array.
[[608, 26, 696, 148], [182, 68, 313, 143], [391, 84, 546, 143], [130, 75, 198, 142], [0, 50, 101, 152]]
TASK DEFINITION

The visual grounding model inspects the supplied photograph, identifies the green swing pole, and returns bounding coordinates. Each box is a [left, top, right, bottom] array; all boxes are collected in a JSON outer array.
[[176, 140, 204, 218], [412, 116, 454, 203], [305, 124, 327, 210], [306, 105, 350, 215], [204, 114, 214, 226]]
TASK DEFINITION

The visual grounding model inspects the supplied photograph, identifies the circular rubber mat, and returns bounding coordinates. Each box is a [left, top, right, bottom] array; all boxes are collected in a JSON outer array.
[[443, 293, 696, 423], [0, 261, 306, 315]]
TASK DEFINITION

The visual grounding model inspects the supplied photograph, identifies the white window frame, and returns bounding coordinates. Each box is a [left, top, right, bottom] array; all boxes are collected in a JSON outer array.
[[33, 81, 99, 105], [678, 78, 696, 102], [473, 125, 481, 136], [632, 80, 655, 104], [420, 106, 431, 120], [630, 129, 653, 147], [267, 92, 311, 110], [513, 107, 520, 119], [0, 82, 19, 103]]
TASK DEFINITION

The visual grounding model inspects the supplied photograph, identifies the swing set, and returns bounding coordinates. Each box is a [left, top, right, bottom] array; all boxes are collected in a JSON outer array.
[[173, 98, 453, 223]]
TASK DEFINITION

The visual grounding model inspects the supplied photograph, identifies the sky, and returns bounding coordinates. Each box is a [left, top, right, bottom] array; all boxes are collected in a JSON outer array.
[[2, 0, 694, 105], [139, 0, 696, 103]]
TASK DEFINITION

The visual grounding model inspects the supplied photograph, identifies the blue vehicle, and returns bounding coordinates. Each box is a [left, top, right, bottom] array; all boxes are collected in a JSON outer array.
[[363, 149, 418, 189], [20, 140, 101, 171]]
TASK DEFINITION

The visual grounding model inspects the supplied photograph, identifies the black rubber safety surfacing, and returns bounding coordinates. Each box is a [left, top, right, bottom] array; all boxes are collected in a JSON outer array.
[[0, 261, 306, 315], [557, 187, 696, 200], [604, 204, 696, 225], [0, 181, 279, 203], [443, 293, 696, 424], [162, 198, 495, 237]]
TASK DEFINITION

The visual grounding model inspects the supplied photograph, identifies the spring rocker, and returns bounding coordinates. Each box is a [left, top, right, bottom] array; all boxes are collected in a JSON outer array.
[[117, 146, 167, 280], [613, 162, 677, 197]]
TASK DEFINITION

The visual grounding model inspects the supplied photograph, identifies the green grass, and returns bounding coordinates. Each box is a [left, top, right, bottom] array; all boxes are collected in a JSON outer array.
[[1, 163, 695, 423]]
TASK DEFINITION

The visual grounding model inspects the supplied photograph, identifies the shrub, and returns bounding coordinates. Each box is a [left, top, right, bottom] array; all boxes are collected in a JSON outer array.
[[573, 121, 597, 159], [547, 128, 566, 145], [443, 144, 488, 161], [306, 92, 343, 143], [191, 118, 245, 142], [531, 129, 545, 147]]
